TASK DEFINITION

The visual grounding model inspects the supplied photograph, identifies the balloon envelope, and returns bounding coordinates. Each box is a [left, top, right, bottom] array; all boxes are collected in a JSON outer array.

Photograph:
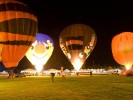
[[111, 32, 133, 70], [59, 24, 97, 71], [26, 33, 54, 72], [0, 0, 38, 68]]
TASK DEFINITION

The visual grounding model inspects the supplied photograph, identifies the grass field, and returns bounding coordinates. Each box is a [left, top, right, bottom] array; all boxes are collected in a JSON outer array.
[[0, 75, 133, 100]]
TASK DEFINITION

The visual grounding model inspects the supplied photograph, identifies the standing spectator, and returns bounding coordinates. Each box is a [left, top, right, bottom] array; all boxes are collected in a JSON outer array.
[[90, 71, 92, 76], [50, 73, 55, 82]]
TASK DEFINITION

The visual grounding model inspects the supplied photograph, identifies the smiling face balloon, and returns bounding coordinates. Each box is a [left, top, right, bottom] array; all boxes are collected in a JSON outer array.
[[26, 33, 54, 72], [59, 24, 97, 71]]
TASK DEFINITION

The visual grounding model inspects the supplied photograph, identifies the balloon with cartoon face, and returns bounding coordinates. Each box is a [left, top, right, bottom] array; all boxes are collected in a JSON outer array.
[[26, 33, 54, 72]]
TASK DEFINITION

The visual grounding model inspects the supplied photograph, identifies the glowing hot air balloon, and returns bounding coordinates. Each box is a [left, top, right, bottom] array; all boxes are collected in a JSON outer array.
[[111, 32, 133, 71], [0, 0, 38, 69], [26, 33, 54, 72], [59, 24, 97, 71]]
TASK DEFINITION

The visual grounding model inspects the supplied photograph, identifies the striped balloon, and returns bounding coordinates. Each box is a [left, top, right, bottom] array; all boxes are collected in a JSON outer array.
[[59, 24, 97, 71], [0, 0, 38, 68]]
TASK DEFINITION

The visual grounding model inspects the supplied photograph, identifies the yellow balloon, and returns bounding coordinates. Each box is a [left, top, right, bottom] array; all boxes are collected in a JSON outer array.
[[26, 33, 54, 72]]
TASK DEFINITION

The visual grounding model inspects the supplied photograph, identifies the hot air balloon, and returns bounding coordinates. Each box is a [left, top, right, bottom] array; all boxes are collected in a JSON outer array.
[[26, 33, 54, 72], [111, 32, 133, 75], [59, 24, 97, 71], [0, 0, 38, 70]]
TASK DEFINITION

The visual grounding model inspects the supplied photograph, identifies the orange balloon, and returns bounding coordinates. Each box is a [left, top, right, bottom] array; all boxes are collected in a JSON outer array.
[[111, 32, 133, 70], [0, 0, 38, 68]]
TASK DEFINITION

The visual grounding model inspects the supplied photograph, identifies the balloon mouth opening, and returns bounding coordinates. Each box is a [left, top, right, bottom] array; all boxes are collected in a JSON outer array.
[[72, 58, 83, 71], [3, 62, 18, 68], [125, 64, 132, 70], [35, 64, 43, 73]]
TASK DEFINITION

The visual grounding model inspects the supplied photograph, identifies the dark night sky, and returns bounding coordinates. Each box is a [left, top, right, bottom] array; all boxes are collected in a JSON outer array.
[[16, 0, 133, 70]]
